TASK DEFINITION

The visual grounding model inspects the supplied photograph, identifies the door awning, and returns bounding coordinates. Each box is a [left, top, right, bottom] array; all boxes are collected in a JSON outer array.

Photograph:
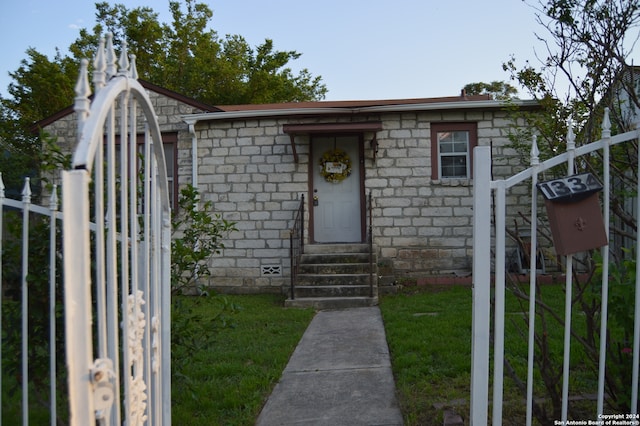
[[283, 121, 382, 162]]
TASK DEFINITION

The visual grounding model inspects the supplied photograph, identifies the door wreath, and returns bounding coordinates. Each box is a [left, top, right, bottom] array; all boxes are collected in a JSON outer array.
[[319, 148, 352, 183]]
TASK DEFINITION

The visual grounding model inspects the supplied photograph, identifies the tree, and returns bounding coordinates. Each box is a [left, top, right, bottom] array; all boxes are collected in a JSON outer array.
[[0, 48, 77, 197], [1, 48, 77, 151], [502, 0, 640, 421], [0, 0, 326, 194], [463, 80, 518, 100], [0, 0, 326, 142], [66, 0, 327, 106]]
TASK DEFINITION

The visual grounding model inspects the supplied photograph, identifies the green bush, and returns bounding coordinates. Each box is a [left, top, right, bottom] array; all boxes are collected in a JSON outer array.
[[171, 185, 237, 295]]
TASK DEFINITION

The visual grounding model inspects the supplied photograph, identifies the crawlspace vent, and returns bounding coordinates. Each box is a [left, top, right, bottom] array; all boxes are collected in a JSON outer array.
[[261, 264, 282, 276]]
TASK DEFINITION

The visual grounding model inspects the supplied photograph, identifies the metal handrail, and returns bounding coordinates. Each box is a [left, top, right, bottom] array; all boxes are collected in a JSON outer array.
[[289, 194, 305, 300], [367, 192, 374, 298]]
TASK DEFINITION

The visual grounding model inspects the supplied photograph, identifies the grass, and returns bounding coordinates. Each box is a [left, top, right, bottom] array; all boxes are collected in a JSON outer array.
[[1, 285, 609, 424], [379, 285, 473, 425], [0, 293, 314, 425], [171, 293, 315, 426], [379, 283, 600, 425]]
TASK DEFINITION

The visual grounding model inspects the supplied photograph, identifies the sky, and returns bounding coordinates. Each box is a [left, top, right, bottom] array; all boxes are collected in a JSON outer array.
[[0, 0, 556, 102]]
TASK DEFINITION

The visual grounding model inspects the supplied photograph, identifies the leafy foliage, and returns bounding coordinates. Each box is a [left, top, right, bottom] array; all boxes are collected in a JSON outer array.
[[4, 0, 326, 118], [171, 184, 237, 295], [463, 80, 518, 100], [1, 0, 326, 199]]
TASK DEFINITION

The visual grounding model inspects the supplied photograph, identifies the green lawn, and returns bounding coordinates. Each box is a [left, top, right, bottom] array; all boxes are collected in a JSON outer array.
[[3, 285, 605, 424], [379, 285, 473, 425], [171, 293, 315, 426], [380, 283, 599, 425]]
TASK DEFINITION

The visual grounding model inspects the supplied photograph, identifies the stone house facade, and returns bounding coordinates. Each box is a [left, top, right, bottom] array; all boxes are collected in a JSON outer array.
[[39, 82, 538, 294]]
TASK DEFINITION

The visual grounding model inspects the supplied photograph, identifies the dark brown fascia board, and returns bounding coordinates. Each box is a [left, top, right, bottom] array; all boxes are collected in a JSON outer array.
[[282, 121, 383, 134], [137, 79, 220, 113]]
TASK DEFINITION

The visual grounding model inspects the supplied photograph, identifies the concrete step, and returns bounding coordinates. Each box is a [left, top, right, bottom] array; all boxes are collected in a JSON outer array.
[[289, 244, 378, 309], [301, 252, 372, 264], [284, 296, 378, 310], [304, 243, 372, 254], [293, 285, 376, 298], [296, 273, 376, 286], [299, 262, 372, 274]]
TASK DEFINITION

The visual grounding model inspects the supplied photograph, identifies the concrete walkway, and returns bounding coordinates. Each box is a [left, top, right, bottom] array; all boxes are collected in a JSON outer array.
[[256, 306, 404, 426]]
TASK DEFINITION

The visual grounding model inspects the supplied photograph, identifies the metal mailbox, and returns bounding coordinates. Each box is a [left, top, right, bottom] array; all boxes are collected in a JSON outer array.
[[537, 173, 608, 256]]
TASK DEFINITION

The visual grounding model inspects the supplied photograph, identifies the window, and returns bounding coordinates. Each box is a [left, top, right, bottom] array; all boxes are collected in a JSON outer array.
[[112, 132, 178, 209], [150, 133, 177, 209], [162, 139, 176, 208], [431, 123, 477, 180]]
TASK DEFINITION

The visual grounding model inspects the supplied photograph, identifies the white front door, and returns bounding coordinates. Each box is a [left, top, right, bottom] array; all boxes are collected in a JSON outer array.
[[311, 136, 362, 242]]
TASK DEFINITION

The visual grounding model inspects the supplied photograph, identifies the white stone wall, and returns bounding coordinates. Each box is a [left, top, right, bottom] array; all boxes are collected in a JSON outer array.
[[44, 87, 533, 293], [192, 109, 530, 291], [192, 117, 308, 292]]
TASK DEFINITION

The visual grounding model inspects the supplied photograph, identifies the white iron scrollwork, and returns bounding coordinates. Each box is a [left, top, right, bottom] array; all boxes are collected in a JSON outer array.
[[91, 358, 116, 424], [127, 290, 148, 425]]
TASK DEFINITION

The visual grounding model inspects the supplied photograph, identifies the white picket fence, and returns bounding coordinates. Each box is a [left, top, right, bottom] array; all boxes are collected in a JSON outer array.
[[0, 33, 171, 425], [471, 109, 640, 424]]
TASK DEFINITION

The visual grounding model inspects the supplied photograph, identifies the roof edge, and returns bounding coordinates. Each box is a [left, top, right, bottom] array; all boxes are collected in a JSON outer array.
[[183, 99, 540, 123], [31, 79, 221, 133]]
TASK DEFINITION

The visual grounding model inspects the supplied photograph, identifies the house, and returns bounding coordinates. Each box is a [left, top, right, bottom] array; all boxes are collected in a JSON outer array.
[[38, 81, 539, 296]]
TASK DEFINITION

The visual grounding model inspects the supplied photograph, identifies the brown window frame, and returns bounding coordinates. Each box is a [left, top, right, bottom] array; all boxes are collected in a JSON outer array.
[[430, 122, 478, 180]]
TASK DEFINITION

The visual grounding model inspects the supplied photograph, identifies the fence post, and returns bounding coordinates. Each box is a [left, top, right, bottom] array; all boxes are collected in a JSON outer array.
[[0, 174, 3, 422], [21, 178, 32, 424], [49, 187, 59, 425], [561, 125, 577, 423], [597, 109, 611, 415], [526, 136, 541, 426], [470, 146, 492, 425], [62, 169, 95, 425], [633, 125, 640, 415]]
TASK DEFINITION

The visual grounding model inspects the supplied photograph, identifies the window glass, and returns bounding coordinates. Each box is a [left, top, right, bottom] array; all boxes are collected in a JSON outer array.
[[438, 131, 469, 178], [163, 143, 175, 208], [441, 156, 468, 178]]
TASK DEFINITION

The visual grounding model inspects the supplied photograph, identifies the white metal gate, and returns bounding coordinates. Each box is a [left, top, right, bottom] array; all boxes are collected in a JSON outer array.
[[471, 109, 640, 424], [62, 34, 171, 425]]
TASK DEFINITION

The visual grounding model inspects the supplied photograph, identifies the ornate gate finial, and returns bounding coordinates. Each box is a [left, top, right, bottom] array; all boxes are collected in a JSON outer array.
[[566, 121, 576, 151], [118, 39, 130, 76], [130, 54, 138, 80], [21, 177, 32, 204], [105, 32, 117, 80], [602, 107, 611, 138], [93, 37, 106, 93], [530, 135, 539, 166], [74, 59, 91, 131]]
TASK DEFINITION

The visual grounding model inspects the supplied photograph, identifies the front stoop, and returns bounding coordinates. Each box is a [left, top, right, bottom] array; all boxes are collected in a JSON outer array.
[[285, 243, 378, 309]]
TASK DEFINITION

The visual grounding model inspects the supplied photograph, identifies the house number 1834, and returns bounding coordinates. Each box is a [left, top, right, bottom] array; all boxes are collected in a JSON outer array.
[[537, 173, 602, 201]]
